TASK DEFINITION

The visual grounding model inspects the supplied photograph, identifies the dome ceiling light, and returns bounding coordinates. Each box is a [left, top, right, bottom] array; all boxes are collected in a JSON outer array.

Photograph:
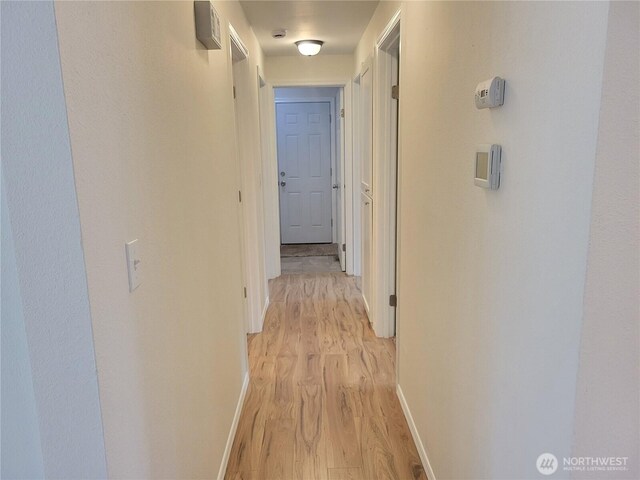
[[295, 40, 323, 56]]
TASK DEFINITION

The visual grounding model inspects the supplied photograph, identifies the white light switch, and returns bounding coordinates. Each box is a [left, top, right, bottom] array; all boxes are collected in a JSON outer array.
[[125, 239, 141, 292]]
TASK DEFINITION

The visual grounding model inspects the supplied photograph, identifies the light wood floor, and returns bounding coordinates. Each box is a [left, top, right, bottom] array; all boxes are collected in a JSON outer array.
[[225, 273, 426, 480], [281, 255, 342, 274]]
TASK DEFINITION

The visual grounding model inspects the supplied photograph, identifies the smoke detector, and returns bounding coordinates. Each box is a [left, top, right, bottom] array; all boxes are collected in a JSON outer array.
[[272, 29, 287, 39]]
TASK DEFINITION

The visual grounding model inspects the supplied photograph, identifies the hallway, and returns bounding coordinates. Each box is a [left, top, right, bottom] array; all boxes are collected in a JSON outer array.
[[3, 1, 638, 478], [225, 273, 425, 480]]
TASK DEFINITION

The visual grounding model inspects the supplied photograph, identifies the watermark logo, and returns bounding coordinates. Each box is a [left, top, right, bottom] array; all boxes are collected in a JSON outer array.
[[536, 453, 558, 475], [536, 453, 630, 476]]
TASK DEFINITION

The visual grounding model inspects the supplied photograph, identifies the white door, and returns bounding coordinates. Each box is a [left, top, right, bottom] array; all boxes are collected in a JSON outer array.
[[360, 59, 374, 316], [335, 94, 346, 270], [360, 60, 373, 195], [277, 102, 332, 244], [336, 168, 345, 268]]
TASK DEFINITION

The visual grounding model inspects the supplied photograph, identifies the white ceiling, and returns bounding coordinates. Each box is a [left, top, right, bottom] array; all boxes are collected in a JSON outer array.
[[239, 1, 379, 56]]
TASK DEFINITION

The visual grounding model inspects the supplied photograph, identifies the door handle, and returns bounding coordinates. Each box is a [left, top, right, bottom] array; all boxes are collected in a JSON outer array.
[[332, 184, 339, 189], [280, 181, 286, 187]]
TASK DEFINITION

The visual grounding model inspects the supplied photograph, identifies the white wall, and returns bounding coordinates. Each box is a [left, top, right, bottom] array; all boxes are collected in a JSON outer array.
[[53, 0, 264, 476], [1, 2, 108, 477], [275, 86, 340, 100], [354, 1, 613, 478], [572, 2, 640, 478], [353, 1, 400, 71], [264, 56, 355, 277], [266, 54, 354, 85]]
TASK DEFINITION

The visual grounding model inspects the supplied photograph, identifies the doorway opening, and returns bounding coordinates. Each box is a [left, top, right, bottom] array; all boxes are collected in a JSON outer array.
[[230, 24, 268, 335], [274, 87, 345, 274], [371, 11, 401, 339]]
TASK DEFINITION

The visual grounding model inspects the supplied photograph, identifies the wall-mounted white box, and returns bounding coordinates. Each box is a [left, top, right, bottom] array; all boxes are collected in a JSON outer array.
[[194, 1, 222, 50]]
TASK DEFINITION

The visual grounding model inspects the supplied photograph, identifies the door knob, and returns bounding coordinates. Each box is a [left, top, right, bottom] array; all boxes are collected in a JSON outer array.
[[332, 184, 339, 189], [280, 181, 286, 187]]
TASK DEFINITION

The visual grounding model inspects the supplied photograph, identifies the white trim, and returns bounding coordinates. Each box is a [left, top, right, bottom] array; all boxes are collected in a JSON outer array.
[[258, 68, 280, 280], [274, 98, 344, 248], [257, 66, 266, 88], [274, 97, 335, 104], [259, 79, 281, 280], [396, 384, 436, 480], [228, 23, 248, 61], [271, 80, 348, 88], [372, 10, 402, 338], [338, 88, 348, 272], [377, 9, 402, 46], [394, 19, 405, 392], [217, 372, 250, 480], [261, 80, 353, 276], [350, 74, 361, 277], [227, 28, 251, 333], [256, 295, 269, 332], [345, 80, 356, 275]]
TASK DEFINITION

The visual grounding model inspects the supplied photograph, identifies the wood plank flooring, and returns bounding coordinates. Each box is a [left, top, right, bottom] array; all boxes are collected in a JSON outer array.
[[281, 255, 343, 274], [225, 273, 426, 480]]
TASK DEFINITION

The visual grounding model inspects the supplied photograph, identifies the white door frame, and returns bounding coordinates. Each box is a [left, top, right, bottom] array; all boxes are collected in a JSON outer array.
[[228, 25, 250, 335], [257, 66, 282, 280], [260, 79, 281, 279], [373, 10, 402, 338], [229, 23, 269, 335], [262, 80, 354, 275], [351, 74, 362, 277], [275, 97, 337, 246]]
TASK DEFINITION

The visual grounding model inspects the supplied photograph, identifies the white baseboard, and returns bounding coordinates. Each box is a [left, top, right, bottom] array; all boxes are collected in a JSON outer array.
[[217, 372, 250, 480], [397, 384, 436, 480]]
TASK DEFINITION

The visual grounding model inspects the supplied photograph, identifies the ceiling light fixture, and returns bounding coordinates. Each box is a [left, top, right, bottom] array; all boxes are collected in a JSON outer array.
[[295, 40, 323, 56]]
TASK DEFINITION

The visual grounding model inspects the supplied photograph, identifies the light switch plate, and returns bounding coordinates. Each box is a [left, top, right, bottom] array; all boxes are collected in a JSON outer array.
[[125, 239, 141, 292]]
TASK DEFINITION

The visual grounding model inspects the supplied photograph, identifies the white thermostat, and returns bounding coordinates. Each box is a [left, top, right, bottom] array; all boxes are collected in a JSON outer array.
[[194, 1, 222, 50], [474, 144, 502, 190], [475, 76, 505, 109]]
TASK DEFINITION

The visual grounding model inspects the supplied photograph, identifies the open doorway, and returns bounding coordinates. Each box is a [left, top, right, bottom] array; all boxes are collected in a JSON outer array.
[[230, 24, 268, 335], [367, 11, 400, 339], [274, 87, 345, 274]]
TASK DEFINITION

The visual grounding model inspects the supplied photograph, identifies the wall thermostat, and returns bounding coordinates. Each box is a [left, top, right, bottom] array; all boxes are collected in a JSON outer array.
[[195, 1, 222, 50], [474, 144, 502, 190], [475, 76, 505, 109]]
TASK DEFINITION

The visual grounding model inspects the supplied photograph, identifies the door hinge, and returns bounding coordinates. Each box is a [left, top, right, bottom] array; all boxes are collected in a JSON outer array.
[[389, 294, 397, 307], [233, 86, 236, 99], [340, 108, 345, 118], [329, 113, 332, 124], [391, 85, 399, 100], [342, 243, 346, 252], [331, 218, 333, 227], [243, 287, 247, 298], [238, 190, 242, 203]]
